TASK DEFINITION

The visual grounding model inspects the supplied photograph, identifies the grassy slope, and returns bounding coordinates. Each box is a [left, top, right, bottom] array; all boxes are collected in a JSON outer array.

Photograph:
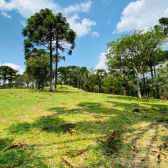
[[0, 85, 168, 168]]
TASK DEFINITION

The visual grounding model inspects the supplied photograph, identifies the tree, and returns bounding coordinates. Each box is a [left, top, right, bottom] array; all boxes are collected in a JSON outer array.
[[157, 62, 168, 98], [94, 69, 107, 93], [71, 67, 80, 88], [79, 67, 89, 91], [14, 75, 26, 88], [22, 72, 34, 88], [8, 68, 18, 88], [67, 66, 79, 86], [26, 55, 50, 89], [23, 48, 51, 89], [22, 8, 55, 91], [58, 66, 68, 87], [159, 17, 168, 35], [88, 73, 97, 92], [53, 13, 76, 91], [22, 9, 76, 91], [106, 26, 167, 98], [0, 66, 18, 89], [0, 66, 9, 89]]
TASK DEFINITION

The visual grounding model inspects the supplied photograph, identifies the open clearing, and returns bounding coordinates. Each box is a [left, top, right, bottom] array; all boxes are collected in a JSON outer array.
[[0, 86, 168, 168]]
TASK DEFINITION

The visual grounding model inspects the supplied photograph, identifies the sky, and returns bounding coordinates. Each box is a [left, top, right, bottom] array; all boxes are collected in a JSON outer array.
[[0, 0, 168, 74]]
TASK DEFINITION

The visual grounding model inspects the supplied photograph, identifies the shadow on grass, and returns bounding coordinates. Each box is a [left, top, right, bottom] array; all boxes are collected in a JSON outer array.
[[7, 122, 31, 134], [7, 115, 65, 135], [47, 101, 166, 166], [0, 147, 50, 167], [2, 116, 66, 167], [0, 137, 14, 151], [4, 98, 168, 167]]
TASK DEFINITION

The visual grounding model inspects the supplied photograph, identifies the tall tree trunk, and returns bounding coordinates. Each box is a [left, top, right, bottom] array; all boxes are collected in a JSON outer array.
[[38, 81, 40, 89], [150, 65, 155, 98], [83, 76, 86, 91], [147, 84, 150, 98], [10, 82, 12, 89], [3, 78, 6, 89], [3, 69, 7, 89], [55, 37, 58, 91], [78, 79, 79, 89], [35, 80, 37, 89], [49, 39, 53, 91], [26, 83, 29, 88], [64, 74, 66, 85], [142, 71, 146, 96], [42, 78, 44, 90], [76, 77, 78, 88], [80, 78, 81, 89], [134, 68, 142, 99], [154, 66, 159, 99], [69, 73, 71, 86]]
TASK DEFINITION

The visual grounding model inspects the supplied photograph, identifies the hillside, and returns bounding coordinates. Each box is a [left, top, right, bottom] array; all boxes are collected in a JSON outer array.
[[0, 86, 168, 168]]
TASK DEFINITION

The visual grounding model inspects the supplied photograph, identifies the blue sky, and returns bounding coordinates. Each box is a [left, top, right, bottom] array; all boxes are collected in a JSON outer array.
[[0, 0, 168, 74]]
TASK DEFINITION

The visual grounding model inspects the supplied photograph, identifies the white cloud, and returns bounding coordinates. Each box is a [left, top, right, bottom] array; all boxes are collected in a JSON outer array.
[[0, 0, 61, 18], [63, 0, 91, 14], [80, 0, 92, 12], [96, 52, 107, 69], [67, 14, 96, 37], [115, 0, 168, 33], [0, 0, 96, 37], [0, 0, 96, 38], [0, 0, 92, 18], [1, 11, 11, 18], [3, 63, 25, 74], [107, 21, 111, 25], [20, 20, 26, 27], [92, 32, 99, 37]]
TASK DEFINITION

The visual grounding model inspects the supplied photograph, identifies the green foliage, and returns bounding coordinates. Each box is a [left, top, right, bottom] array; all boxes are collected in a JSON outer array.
[[22, 8, 76, 91], [93, 85, 99, 93], [0, 66, 18, 89], [22, 8, 55, 91], [106, 26, 167, 98], [26, 55, 50, 89], [14, 75, 26, 88], [159, 17, 168, 35], [157, 63, 168, 99]]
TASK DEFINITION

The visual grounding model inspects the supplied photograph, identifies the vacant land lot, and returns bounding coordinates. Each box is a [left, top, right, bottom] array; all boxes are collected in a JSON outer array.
[[0, 86, 168, 168]]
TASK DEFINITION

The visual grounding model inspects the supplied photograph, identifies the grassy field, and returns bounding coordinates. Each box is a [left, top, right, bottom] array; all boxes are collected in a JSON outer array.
[[0, 85, 168, 168]]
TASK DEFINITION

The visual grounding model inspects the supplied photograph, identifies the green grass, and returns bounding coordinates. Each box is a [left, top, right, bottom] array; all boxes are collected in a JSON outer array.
[[0, 85, 168, 168]]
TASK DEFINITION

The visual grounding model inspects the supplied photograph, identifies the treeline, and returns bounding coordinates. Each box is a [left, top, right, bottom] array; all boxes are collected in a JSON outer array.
[[1, 62, 168, 100], [57, 66, 127, 95], [57, 64, 168, 100]]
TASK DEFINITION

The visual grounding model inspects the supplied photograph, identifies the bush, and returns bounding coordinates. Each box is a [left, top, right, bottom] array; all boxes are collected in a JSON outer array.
[[142, 94, 148, 99], [94, 85, 99, 93]]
